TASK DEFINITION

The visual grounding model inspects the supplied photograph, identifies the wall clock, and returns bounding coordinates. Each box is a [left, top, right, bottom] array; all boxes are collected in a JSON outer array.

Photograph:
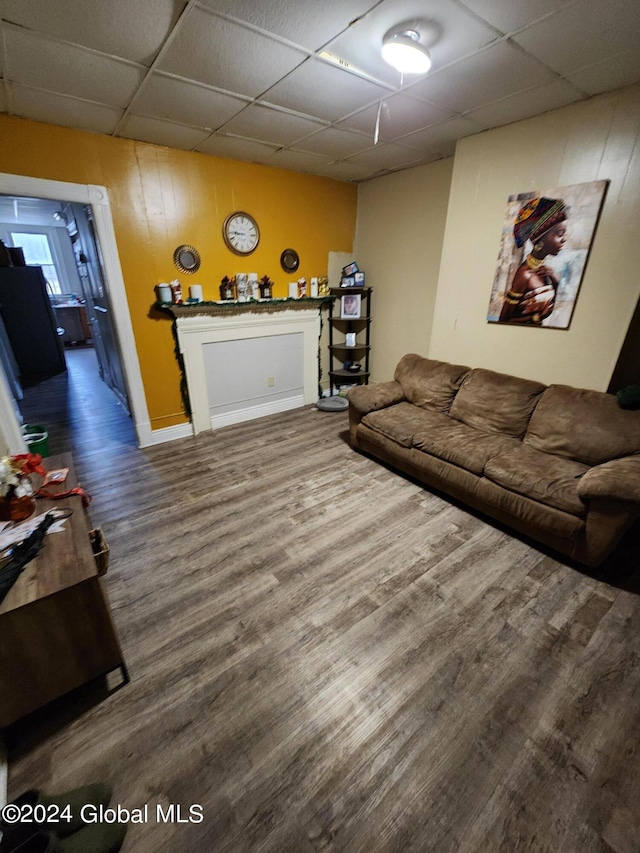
[[223, 211, 260, 255]]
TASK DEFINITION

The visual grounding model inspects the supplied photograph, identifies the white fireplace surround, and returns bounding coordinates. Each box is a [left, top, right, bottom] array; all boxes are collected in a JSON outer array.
[[175, 307, 322, 434]]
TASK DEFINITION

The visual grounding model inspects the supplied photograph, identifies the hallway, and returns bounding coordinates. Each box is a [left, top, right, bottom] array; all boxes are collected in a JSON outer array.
[[19, 346, 137, 462]]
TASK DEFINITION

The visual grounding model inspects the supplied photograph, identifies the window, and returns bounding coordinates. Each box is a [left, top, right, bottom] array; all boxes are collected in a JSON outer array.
[[10, 232, 62, 294]]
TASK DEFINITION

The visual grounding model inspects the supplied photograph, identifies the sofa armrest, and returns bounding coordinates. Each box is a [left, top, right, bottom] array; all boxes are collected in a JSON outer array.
[[346, 380, 405, 415], [577, 455, 640, 504], [346, 381, 405, 449]]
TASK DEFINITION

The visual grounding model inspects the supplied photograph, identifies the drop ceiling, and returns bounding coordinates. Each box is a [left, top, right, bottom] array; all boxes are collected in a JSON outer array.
[[1, 0, 639, 182]]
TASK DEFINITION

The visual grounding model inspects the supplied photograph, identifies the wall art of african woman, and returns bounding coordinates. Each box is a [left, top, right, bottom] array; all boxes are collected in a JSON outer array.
[[487, 180, 608, 329]]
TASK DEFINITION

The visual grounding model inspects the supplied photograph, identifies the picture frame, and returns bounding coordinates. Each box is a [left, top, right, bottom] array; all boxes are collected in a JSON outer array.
[[341, 293, 361, 319], [342, 261, 359, 276], [487, 179, 608, 329], [354, 271, 365, 286], [340, 276, 356, 288]]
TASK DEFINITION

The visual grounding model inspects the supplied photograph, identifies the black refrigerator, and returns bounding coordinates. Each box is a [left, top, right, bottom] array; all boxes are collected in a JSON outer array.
[[0, 267, 66, 380]]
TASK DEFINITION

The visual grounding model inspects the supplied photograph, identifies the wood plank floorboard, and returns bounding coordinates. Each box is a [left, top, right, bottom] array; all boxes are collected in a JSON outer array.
[[6, 356, 640, 853]]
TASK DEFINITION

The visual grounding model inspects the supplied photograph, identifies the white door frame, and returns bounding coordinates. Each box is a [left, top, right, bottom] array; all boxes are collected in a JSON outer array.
[[0, 172, 153, 449]]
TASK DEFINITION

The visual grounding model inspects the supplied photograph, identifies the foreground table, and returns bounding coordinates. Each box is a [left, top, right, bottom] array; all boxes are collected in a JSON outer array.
[[0, 453, 128, 728]]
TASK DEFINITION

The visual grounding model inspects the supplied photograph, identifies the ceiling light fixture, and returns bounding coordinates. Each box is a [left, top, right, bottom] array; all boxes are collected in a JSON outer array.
[[382, 29, 431, 75]]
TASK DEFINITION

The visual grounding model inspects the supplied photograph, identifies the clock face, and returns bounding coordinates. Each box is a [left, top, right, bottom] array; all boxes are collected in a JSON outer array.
[[223, 212, 260, 255]]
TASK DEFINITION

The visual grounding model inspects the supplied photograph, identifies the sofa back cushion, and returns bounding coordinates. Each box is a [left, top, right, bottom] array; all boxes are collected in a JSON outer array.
[[449, 368, 546, 439], [394, 354, 470, 413], [525, 384, 640, 465]]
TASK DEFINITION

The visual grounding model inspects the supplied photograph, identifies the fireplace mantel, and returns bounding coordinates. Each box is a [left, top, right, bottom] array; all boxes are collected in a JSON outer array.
[[167, 299, 332, 434], [160, 296, 331, 319]]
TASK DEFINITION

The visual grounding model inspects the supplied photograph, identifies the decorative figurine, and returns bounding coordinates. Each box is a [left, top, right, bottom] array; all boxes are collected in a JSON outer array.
[[220, 276, 235, 300], [259, 275, 273, 299]]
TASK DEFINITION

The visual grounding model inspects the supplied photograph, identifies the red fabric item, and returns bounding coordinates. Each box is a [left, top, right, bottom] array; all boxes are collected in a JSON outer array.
[[35, 486, 92, 507]]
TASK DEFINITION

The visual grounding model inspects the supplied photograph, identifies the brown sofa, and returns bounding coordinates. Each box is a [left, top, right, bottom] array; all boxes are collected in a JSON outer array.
[[347, 353, 640, 567]]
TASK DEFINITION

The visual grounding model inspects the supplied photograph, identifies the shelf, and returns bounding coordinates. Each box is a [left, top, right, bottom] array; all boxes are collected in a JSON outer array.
[[329, 344, 371, 352], [329, 369, 370, 379], [328, 287, 372, 393], [329, 286, 372, 295]]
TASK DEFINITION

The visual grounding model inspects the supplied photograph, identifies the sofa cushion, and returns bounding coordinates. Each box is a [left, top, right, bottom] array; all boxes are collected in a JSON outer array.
[[525, 384, 640, 466], [412, 419, 520, 476], [449, 368, 546, 439], [394, 353, 470, 413], [484, 445, 589, 516], [361, 403, 451, 448]]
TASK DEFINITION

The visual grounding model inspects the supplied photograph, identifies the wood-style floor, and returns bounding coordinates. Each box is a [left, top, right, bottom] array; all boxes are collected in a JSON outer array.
[[6, 351, 640, 853]]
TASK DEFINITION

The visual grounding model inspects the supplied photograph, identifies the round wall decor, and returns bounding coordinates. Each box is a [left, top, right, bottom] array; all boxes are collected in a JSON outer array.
[[280, 248, 300, 273], [173, 244, 201, 274], [223, 211, 260, 255]]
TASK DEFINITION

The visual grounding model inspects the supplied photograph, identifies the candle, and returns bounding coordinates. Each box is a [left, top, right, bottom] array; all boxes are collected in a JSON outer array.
[[156, 284, 171, 303], [189, 284, 203, 302]]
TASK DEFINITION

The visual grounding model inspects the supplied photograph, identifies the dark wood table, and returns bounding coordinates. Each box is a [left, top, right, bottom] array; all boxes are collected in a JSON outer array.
[[0, 453, 128, 728]]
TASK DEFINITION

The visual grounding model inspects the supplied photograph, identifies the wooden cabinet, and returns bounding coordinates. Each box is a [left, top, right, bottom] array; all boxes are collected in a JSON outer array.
[[0, 454, 127, 727], [55, 304, 92, 344], [328, 287, 372, 393]]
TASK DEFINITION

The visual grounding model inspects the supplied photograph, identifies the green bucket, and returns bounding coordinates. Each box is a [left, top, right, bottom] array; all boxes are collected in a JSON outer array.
[[22, 424, 49, 458]]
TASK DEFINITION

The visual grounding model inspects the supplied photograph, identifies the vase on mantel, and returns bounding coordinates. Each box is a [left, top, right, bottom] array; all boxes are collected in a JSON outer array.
[[0, 489, 36, 522]]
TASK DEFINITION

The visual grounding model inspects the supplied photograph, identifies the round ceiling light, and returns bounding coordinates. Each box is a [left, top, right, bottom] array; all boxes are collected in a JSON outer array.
[[382, 30, 431, 75]]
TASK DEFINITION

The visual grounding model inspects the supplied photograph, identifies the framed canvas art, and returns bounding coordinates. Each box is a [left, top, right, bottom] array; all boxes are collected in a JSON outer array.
[[487, 179, 608, 329]]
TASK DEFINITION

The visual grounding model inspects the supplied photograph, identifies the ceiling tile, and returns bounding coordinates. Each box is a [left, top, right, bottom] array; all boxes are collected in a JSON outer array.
[[341, 143, 424, 170], [398, 116, 484, 155], [336, 93, 455, 142], [465, 79, 585, 129], [265, 148, 334, 173], [133, 73, 249, 130], [513, 0, 640, 75], [3, 0, 183, 65], [405, 40, 556, 113], [262, 58, 388, 122], [565, 50, 640, 96], [291, 127, 372, 158], [5, 28, 145, 109], [219, 104, 325, 146], [9, 84, 123, 135], [157, 7, 306, 98], [118, 115, 212, 149], [195, 133, 280, 162], [324, 0, 499, 88], [455, 0, 577, 35], [312, 160, 381, 182], [198, 0, 378, 52]]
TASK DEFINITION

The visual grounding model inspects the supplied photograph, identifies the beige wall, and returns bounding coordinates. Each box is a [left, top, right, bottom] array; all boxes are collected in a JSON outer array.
[[429, 83, 640, 391], [354, 157, 454, 382]]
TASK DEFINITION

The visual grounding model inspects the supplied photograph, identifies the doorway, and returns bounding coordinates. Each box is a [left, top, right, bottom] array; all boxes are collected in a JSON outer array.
[[0, 172, 151, 451], [0, 195, 129, 415]]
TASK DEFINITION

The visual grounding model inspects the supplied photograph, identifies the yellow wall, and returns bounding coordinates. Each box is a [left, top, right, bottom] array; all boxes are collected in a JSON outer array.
[[0, 115, 357, 429], [354, 158, 454, 381], [429, 84, 640, 391]]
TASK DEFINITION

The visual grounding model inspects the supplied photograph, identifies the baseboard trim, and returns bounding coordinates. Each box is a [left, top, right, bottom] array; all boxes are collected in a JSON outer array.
[[211, 395, 305, 430], [138, 421, 194, 447]]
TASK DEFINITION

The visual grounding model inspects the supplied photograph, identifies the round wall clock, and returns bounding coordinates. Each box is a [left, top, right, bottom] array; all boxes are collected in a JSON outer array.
[[173, 244, 201, 274], [223, 211, 260, 255], [280, 248, 300, 273]]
